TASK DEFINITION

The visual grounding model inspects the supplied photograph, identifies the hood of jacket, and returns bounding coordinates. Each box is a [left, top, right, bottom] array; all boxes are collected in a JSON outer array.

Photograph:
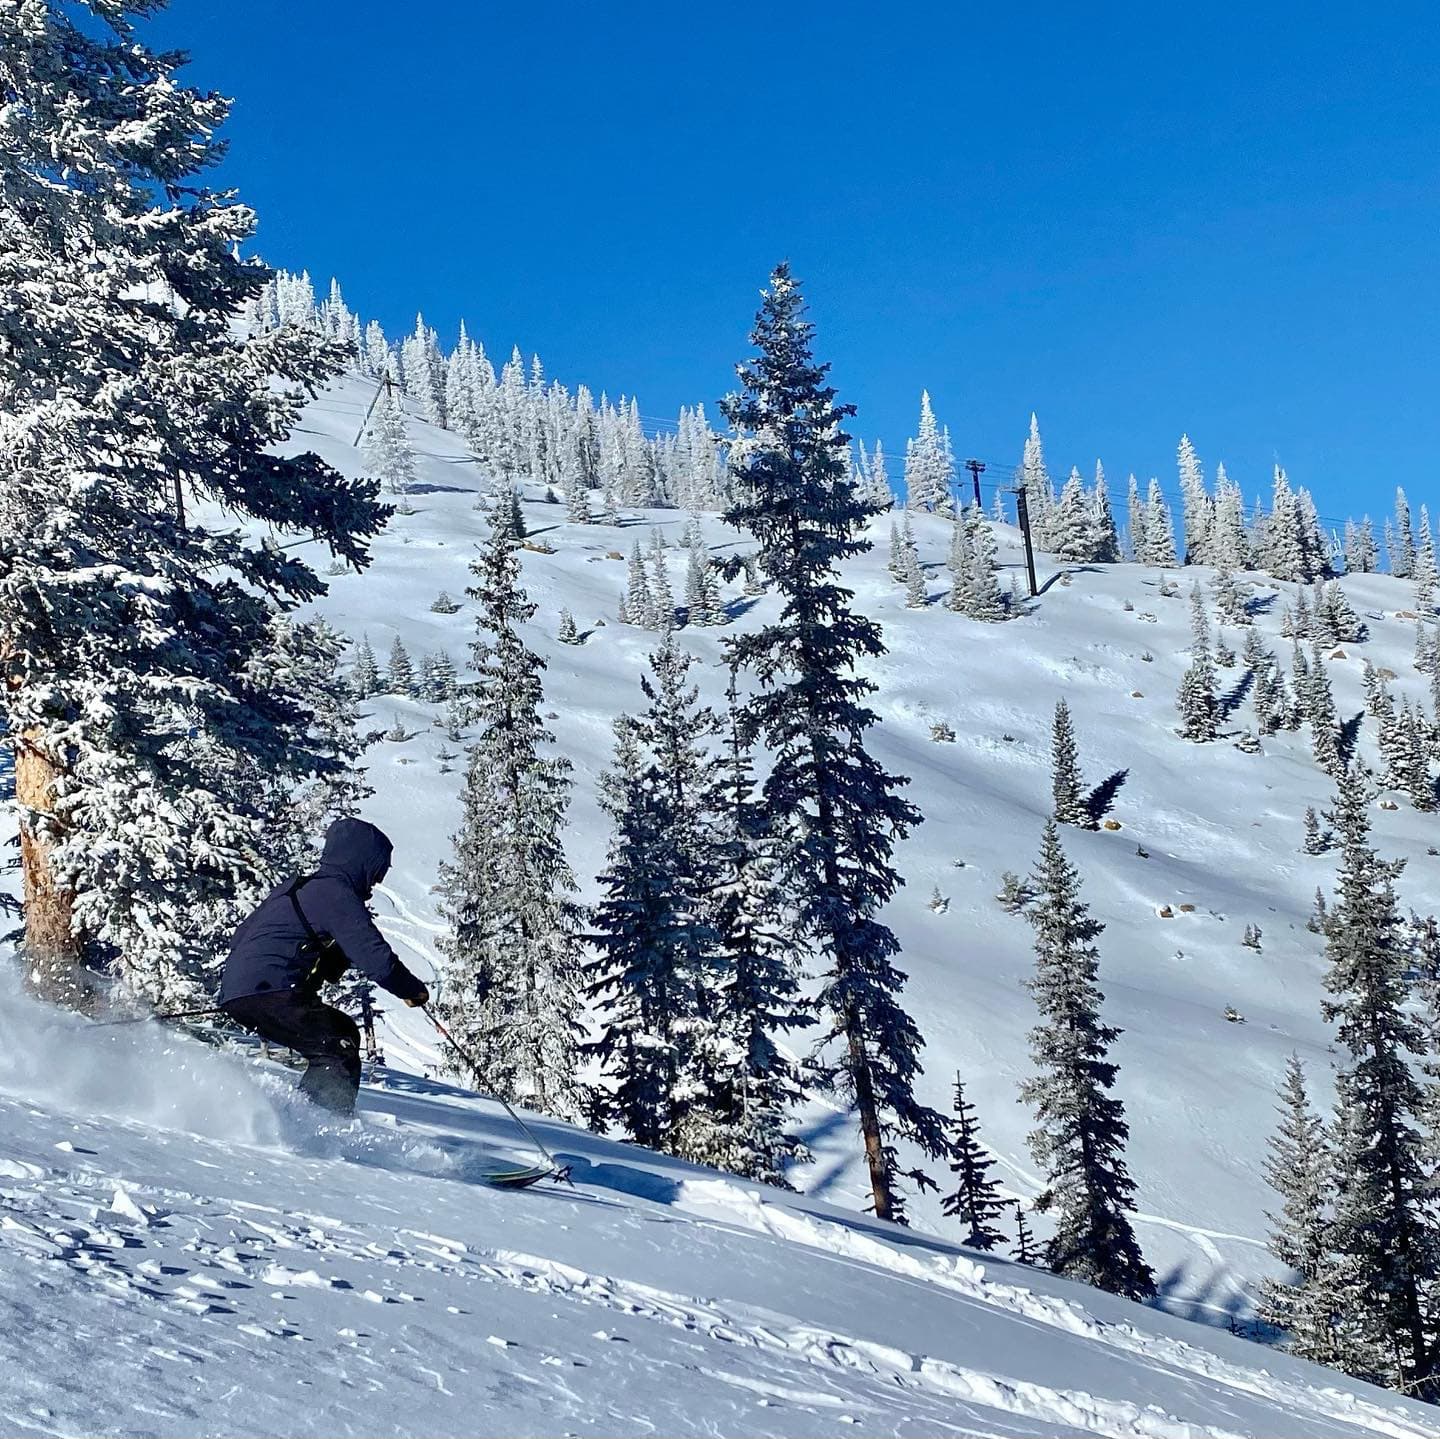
[[317, 818, 393, 900]]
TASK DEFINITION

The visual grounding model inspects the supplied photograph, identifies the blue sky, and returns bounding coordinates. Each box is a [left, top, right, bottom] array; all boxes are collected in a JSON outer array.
[[150, 2, 1439, 525]]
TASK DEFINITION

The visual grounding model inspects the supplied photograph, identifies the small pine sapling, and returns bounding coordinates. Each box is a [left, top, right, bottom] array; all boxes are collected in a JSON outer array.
[[1242, 923, 1263, 951], [557, 608, 579, 645], [942, 1076, 1008, 1251]]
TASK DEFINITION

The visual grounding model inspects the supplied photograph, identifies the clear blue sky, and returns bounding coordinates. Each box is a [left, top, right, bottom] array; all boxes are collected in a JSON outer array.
[[148, 2, 1439, 525]]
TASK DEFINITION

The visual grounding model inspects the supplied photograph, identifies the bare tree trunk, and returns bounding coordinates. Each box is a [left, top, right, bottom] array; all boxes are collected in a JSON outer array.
[[14, 734, 86, 1008], [846, 1017, 894, 1222]]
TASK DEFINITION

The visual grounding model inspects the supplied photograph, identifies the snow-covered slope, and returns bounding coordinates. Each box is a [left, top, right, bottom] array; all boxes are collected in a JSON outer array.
[[7, 370, 1439, 1436], [3, 979, 1437, 1439], [282, 376, 1440, 1316]]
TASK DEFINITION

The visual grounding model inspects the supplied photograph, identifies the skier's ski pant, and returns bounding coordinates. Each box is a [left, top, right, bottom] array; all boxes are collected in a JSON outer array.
[[221, 989, 362, 1115]]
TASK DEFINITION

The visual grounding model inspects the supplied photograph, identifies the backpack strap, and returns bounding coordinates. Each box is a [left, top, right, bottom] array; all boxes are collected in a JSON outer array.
[[287, 876, 346, 988]]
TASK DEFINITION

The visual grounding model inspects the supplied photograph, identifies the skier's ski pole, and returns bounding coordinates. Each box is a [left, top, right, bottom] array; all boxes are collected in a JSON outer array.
[[89, 1004, 227, 1029], [421, 1008, 571, 1184]]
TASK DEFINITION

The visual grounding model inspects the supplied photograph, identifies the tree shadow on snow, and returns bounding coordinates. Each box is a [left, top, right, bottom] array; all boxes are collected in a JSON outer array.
[[1243, 592, 1279, 619], [1218, 669, 1254, 720], [1152, 1260, 1263, 1340], [1338, 711, 1364, 771], [1084, 769, 1129, 825]]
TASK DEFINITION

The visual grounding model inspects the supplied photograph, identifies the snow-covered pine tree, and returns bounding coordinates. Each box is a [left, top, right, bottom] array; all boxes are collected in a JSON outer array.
[[1142, 478, 1177, 565], [648, 529, 676, 631], [1126, 474, 1147, 562], [435, 505, 587, 1121], [1307, 643, 1342, 779], [0, 0, 395, 1006], [1344, 517, 1378, 574], [557, 608, 579, 645], [1414, 505, 1438, 614], [963, 506, 1008, 620], [902, 532, 928, 608], [684, 543, 724, 626], [1018, 413, 1056, 549], [1091, 462, 1121, 563], [1318, 765, 1439, 1396], [386, 636, 416, 696], [1051, 699, 1093, 828], [904, 390, 952, 513], [1177, 434, 1211, 564], [867, 439, 893, 511], [942, 1074, 1007, 1250], [1392, 488, 1415, 578], [1176, 585, 1219, 742], [1210, 463, 1250, 569], [1258, 1055, 1376, 1375], [720, 265, 947, 1221], [587, 636, 729, 1161], [360, 379, 416, 495], [945, 513, 973, 614], [1051, 467, 1098, 562], [1021, 821, 1155, 1299], [1303, 807, 1329, 855], [704, 668, 813, 1183], [625, 538, 652, 627], [350, 635, 381, 699], [1213, 563, 1252, 627]]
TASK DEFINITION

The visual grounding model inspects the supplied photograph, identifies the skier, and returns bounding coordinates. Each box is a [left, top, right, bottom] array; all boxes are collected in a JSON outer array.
[[219, 818, 429, 1114]]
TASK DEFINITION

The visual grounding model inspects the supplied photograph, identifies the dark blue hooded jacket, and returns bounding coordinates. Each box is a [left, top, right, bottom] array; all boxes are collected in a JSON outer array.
[[219, 818, 426, 1006]]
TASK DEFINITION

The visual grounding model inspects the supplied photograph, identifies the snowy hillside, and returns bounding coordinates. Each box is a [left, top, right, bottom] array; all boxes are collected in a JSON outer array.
[[4, 977, 1439, 1438], [9, 367, 1440, 1437], [275, 373, 1440, 1317]]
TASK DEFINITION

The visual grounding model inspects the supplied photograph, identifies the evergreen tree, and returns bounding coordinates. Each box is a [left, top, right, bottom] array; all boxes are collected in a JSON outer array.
[[648, 529, 676, 631], [1213, 564, 1252, 627], [386, 636, 416, 696], [351, 634, 381, 699], [1307, 643, 1342, 779], [361, 380, 416, 495], [1091, 462, 1121, 563], [1012, 1203, 1039, 1265], [1319, 766, 1439, 1394], [1021, 822, 1155, 1299], [1018, 413, 1055, 549], [1415, 505, 1438, 614], [904, 390, 952, 512], [1143, 479, 1177, 565], [1176, 585, 1219, 741], [1303, 807, 1330, 855], [705, 669, 813, 1183], [1258, 1056, 1375, 1374], [1051, 700, 1092, 828], [684, 542, 724, 626], [557, 608, 579, 645], [942, 1074, 1007, 1251], [1177, 433, 1211, 564], [0, 0, 391, 1007], [1051, 467, 1098, 562], [435, 506, 587, 1121], [625, 538, 653, 627], [587, 638, 730, 1161], [1392, 488, 1415, 578], [720, 265, 946, 1221], [1125, 473, 1147, 562]]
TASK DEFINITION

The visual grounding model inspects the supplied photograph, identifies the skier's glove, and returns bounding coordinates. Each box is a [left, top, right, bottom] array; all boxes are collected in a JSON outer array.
[[405, 985, 430, 1009]]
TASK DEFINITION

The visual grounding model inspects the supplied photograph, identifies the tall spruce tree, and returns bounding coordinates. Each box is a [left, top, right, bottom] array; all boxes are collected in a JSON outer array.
[[435, 505, 587, 1121], [1051, 699, 1092, 828], [1258, 1055, 1377, 1375], [0, 0, 392, 1007], [1319, 765, 1439, 1394], [704, 669, 813, 1183], [943, 1075, 1008, 1251], [720, 265, 946, 1221], [1020, 821, 1155, 1300], [587, 637, 733, 1161]]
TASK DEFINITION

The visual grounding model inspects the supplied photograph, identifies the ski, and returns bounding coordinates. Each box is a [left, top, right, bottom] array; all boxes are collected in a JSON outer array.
[[477, 1163, 554, 1190]]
